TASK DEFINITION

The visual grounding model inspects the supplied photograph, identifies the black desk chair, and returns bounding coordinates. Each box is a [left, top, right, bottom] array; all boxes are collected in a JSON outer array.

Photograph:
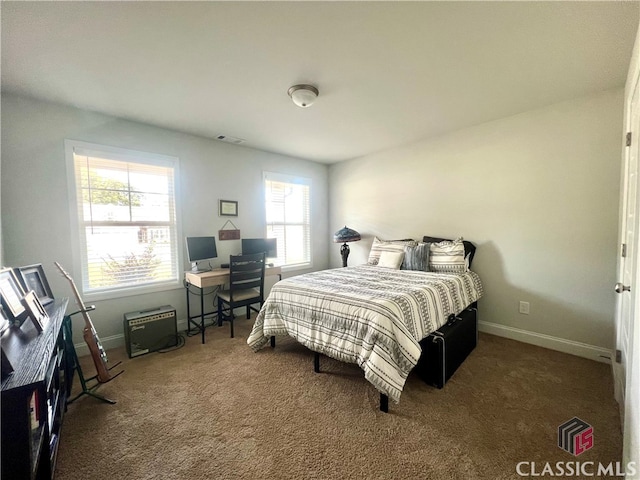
[[217, 252, 266, 338]]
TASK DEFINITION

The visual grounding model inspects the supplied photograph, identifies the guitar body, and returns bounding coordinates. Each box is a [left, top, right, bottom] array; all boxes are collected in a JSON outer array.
[[83, 324, 111, 383], [55, 262, 115, 384]]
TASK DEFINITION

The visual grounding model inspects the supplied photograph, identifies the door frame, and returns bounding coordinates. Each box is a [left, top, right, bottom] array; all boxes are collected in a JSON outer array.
[[615, 22, 640, 476]]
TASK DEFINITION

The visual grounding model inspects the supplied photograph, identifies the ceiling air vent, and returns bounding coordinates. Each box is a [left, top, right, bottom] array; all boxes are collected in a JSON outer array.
[[216, 135, 245, 145]]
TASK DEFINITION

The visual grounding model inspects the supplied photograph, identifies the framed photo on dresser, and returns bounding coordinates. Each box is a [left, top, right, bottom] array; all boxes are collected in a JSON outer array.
[[16, 264, 54, 306], [0, 268, 27, 325], [0, 306, 10, 335], [20, 291, 49, 332]]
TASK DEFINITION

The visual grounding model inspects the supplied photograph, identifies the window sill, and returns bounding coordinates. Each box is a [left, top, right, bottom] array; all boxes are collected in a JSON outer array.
[[281, 262, 313, 274], [83, 280, 183, 302]]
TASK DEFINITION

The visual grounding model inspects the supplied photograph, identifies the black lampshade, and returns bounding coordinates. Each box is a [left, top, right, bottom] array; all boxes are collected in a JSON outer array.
[[333, 226, 361, 243]]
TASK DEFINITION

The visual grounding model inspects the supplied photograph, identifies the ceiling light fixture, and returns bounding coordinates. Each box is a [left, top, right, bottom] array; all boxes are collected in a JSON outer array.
[[288, 84, 319, 108]]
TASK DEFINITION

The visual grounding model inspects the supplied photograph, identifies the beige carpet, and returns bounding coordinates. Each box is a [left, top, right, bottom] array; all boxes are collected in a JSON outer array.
[[54, 321, 622, 480]]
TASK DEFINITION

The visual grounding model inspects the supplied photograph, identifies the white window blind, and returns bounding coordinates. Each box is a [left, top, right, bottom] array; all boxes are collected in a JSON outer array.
[[69, 142, 180, 294], [264, 172, 311, 268]]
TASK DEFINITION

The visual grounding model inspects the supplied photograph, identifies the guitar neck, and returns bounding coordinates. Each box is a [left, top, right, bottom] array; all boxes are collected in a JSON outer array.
[[54, 262, 93, 330], [54, 262, 113, 383]]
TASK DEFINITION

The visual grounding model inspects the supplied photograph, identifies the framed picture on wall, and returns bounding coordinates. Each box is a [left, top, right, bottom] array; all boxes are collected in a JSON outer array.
[[219, 199, 238, 217], [16, 264, 54, 306], [0, 268, 27, 325]]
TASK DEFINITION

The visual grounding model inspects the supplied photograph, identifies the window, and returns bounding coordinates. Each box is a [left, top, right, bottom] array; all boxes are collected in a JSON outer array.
[[264, 172, 311, 269], [66, 141, 180, 296]]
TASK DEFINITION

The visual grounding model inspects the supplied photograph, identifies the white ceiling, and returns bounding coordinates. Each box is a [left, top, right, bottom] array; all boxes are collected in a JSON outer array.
[[2, 1, 639, 163]]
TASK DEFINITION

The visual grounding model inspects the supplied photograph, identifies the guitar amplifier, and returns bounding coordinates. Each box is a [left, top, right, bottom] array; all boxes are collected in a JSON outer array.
[[123, 305, 178, 358]]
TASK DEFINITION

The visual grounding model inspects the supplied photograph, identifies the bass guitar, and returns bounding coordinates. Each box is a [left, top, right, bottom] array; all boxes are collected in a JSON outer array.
[[55, 262, 121, 383]]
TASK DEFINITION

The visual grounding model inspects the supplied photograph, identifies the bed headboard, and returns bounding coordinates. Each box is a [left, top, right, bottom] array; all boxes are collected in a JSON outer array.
[[422, 236, 476, 268]]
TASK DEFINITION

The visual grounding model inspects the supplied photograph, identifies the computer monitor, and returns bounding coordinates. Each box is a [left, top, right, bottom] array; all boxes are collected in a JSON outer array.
[[241, 238, 277, 259], [185, 236, 218, 272]]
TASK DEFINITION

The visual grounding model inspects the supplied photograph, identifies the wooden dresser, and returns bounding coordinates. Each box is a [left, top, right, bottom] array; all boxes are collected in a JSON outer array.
[[1, 298, 71, 479]]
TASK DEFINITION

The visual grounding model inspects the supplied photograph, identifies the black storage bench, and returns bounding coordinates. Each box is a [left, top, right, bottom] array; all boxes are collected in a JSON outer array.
[[414, 306, 478, 388]]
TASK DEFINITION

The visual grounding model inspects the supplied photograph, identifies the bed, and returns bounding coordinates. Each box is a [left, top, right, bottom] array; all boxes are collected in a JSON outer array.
[[247, 236, 483, 411]]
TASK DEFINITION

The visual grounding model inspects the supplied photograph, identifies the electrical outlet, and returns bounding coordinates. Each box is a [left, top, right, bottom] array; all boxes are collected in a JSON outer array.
[[519, 301, 530, 315]]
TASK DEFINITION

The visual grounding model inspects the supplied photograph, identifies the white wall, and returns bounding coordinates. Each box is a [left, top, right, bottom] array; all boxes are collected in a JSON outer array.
[[1, 94, 329, 347], [1, 90, 624, 360], [329, 89, 623, 358]]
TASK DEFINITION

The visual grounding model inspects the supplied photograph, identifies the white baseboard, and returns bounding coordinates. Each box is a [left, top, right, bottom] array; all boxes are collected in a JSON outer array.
[[74, 317, 194, 357], [612, 361, 626, 428], [479, 320, 612, 364], [77, 317, 612, 365], [74, 333, 125, 357]]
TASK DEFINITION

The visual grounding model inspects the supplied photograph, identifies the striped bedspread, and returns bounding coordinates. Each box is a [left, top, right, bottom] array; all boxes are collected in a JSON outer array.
[[247, 265, 483, 403]]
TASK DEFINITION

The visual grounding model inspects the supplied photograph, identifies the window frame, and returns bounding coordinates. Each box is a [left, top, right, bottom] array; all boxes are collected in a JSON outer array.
[[65, 140, 183, 300], [263, 171, 312, 272]]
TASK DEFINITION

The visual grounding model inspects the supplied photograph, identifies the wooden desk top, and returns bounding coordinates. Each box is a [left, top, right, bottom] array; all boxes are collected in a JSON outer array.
[[185, 265, 282, 289]]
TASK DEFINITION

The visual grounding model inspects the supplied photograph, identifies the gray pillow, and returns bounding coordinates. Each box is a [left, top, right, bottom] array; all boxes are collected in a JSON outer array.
[[402, 242, 431, 271]]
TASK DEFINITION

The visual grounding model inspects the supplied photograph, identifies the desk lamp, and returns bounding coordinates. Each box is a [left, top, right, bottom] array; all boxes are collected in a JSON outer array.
[[333, 226, 361, 267]]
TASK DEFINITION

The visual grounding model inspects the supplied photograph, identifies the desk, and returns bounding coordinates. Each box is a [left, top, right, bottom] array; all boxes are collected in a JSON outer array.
[[184, 266, 282, 343]]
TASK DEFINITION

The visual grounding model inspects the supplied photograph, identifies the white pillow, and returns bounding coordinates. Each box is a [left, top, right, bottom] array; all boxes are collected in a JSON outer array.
[[378, 250, 405, 269], [367, 237, 416, 265], [429, 237, 467, 273]]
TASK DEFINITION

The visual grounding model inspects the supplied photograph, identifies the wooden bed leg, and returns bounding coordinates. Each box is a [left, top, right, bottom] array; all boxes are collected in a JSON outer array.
[[380, 394, 389, 413], [270, 336, 275, 348], [314, 352, 320, 373]]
